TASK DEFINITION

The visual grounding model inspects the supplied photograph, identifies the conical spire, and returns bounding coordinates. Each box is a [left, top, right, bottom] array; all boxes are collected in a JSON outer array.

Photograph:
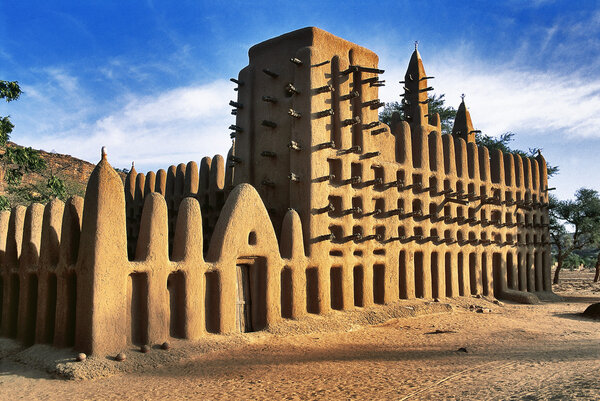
[[452, 94, 477, 143], [77, 144, 128, 355], [124, 161, 138, 204], [401, 42, 434, 130]]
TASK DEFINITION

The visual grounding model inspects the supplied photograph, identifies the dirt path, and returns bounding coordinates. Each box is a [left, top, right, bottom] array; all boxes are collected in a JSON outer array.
[[2, 271, 600, 400]]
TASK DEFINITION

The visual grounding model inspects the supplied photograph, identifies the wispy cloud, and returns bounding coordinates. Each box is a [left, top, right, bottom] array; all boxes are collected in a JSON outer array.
[[375, 41, 600, 201], [377, 46, 600, 140], [503, 0, 559, 9], [430, 61, 600, 139], [20, 79, 234, 171], [12, 68, 96, 139]]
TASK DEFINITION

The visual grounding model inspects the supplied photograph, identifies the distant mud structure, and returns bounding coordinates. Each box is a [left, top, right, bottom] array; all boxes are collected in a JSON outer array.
[[0, 27, 553, 356]]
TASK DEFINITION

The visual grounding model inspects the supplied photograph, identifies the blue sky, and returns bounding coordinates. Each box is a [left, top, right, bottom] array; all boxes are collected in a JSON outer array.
[[1, 0, 600, 199]]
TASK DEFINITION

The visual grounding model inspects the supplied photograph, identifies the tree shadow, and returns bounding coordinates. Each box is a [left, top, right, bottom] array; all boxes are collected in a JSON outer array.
[[553, 311, 600, 322], [558, 295, 600, 304], [138, 337, 600, 380], [0, 360, 55, 380]]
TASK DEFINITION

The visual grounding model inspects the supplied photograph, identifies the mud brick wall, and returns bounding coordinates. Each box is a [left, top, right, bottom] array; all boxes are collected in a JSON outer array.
[[0, 27, 553, 356]]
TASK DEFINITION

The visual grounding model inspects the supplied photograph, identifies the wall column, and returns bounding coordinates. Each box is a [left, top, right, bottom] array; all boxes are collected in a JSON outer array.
[[526, 251, 535, 292]]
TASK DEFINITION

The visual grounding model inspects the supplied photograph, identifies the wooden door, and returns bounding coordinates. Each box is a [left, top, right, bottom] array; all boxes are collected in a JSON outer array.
[[236, 264, 252, 332]]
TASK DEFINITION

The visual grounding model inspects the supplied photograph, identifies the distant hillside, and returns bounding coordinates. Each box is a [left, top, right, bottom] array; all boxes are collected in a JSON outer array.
[[0, 142, 124, 208]]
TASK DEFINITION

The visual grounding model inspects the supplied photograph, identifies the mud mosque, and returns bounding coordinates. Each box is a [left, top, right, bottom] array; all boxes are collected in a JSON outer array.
[[0, 28, 553, 356]]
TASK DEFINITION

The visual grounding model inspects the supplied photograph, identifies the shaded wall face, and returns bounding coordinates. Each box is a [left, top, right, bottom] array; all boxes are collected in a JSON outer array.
[[124, 158, 227, 260], [0, 198, 84, 349]]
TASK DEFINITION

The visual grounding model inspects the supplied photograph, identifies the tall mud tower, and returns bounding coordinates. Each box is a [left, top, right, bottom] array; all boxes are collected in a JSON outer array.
[[231, 27, 392, 255]]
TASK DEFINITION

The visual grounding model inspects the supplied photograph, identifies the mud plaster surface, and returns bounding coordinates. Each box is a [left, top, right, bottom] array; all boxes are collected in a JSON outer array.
[[1, 270, 599, 400]]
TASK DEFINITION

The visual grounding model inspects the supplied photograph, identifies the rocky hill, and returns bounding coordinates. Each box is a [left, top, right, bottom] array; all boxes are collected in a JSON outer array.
[[0, 142, 124, 208]]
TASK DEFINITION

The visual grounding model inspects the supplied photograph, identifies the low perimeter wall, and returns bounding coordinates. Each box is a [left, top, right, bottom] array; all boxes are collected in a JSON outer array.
[[0, 153, 550, 356]]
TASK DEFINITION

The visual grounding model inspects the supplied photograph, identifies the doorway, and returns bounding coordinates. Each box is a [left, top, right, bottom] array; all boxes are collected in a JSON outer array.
[[236, 264, 252, 332], [235, 257, 267, 333]]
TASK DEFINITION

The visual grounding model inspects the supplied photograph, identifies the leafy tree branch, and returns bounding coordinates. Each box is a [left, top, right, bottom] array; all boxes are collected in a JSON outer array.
[[0, 79, 66, 209]]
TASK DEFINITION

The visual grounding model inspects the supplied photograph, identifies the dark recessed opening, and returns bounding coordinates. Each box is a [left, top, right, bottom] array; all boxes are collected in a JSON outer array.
[[351, 163, 362, 188], [445, 252, 452, 297], [353, 265, 364, 307], [330, 266, 343, 310], [167, 271, 186, 338], [281, 266, 293, 318], [9, 274, 19, 338], [469, 253, 478, 295], [431, 253, 440, 299], [129, 272, 149, 345], [328, 159, 342, 185], [414, 252, 424, 298], [373, 264, 385, 304], [204, 271, 220, 333], [65, 272, 77, 346], [398, 250, 408, 299], [457, 253, 465, 296], [25, 274, 38, 346], [506, 252, 514, 290], [482, 253, 490, 295], [306, 267, 320, 314], [45, 274, 57, 344], [329, 196, 342, 217]]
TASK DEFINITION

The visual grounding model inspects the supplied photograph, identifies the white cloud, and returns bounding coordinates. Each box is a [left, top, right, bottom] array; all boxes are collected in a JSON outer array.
[[20, 79, 234, 172], [374, 45, 600, 201], [377, 48, 600, 140], [431, 63, 600, 138], [45, 68, 80, 94]]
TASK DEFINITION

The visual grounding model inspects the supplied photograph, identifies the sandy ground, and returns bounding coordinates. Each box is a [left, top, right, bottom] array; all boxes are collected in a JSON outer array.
[[2, 269, 600, 400]]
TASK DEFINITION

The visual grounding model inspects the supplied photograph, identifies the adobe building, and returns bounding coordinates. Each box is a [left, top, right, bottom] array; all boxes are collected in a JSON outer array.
[[0, 27, 553, 356]]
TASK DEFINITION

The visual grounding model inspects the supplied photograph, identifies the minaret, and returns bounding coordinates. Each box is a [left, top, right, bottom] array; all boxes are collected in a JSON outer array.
[[230, 27, 381, 252], [452, 94, 477, 143], [401, 42, 440, 133]]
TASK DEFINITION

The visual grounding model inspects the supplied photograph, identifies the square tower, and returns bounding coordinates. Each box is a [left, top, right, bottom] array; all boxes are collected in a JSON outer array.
[[232, 27, 394, 255]]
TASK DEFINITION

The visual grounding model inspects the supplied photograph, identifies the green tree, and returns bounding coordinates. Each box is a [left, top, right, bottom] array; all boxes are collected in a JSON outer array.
[[475, 131, 559, 177], [562, 253, 585, 271], [379, 94, 558, 177], [0, 80, 65, 209], [379, 93, 457, 134], [549, 188, 600, 284]]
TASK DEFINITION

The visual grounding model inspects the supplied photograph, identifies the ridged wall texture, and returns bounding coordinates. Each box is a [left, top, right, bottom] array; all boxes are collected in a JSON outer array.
[[0, 27, 553, 356]]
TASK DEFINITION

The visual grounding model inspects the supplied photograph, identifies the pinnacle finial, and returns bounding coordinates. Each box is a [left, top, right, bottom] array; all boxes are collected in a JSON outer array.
[[101, 146, 107, 160], [131, 161, 135, 168], [461, 93, 465, 102], [414, 41, 419, 51]]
